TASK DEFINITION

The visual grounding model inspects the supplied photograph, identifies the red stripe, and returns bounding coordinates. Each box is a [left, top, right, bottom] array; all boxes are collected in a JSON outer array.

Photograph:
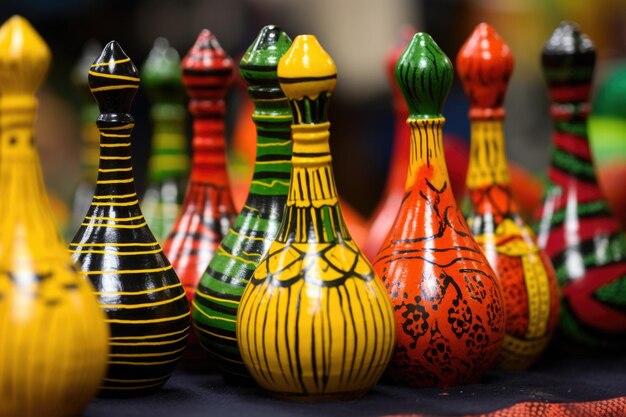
[[543, 216, 622, 258], [553, 132, 592, 159], [548, 168, 605, 206], [549, 84, 592, 102]]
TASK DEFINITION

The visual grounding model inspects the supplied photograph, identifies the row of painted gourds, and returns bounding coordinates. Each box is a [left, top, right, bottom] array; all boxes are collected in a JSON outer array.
[[1, 14, 624, 417]]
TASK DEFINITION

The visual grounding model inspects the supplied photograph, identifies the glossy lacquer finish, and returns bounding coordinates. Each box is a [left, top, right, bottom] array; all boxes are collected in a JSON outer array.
[[69, 41, 190, 396], [69, 40, 101, 240], [372, 33, 505, 388], [364, 27, 413, 260], [163, 30, 237, 318], [536, 22, 626, 349], [458, 23, 560, 370], [141, 38, 189, 242], [237, 35, 395, 401], [0, 16, 108, 417], [193, 26, 292, 383]]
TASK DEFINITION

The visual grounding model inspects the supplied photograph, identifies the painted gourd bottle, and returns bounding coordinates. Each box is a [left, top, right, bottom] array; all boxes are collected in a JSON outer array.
[[69, 41, 190, 396], [457, 23, 560, 370], [372, 33, 505, 388], [237, 35, 395, 401], [0, 16, 109, 417], [193, 25, 292, 383], [163, 30, 237, 323], [536, 22, 626, 349], [364, 28, 413, 260], [69, 40, 102, 240], [141, 38, 189, 242]]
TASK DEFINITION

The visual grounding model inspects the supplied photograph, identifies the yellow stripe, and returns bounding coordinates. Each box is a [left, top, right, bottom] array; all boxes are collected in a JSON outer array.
[[255, 114, 292, 120], [109, 325, 189, 341], [71, 241, 158, 247], [90, 84, 139, 92], [256, 141, 290, 147], [84, 214, 143, 221], [101, 132, 131, 138], [101, 143, 131, 147], [99, 167, 133, 173], [216, 246, 257, 266], [91, 199, 139, 207], [100, 292, 186, 309], [91, 57, 130, 67], [101, 156, 131, 160], [193, 323, 237, 339], [106, 311, 189, 324], [251, 179, 290, 188], [107, 357, 182, 366], [85, 264, 173, 276], [194, 290, 240, 305], [103, 123, 135, 130], [88, 70, 140, 82], [109, 334, 188, 347], [103, 376, 169, 384], [97, 178, 134, 184], [192, 301, 237, 324], [81, 221, 147, 229], [109, 346, 186, 358], [92, 193, 137, 199], [70, 248, 161, 256], [255, 160, 291, 165], [229, 228, 265, 242]]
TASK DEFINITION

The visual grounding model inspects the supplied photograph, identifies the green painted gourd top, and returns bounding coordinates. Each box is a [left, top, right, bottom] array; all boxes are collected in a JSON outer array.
[[395, 33, 453, 119], [192, 25, 293, 383]]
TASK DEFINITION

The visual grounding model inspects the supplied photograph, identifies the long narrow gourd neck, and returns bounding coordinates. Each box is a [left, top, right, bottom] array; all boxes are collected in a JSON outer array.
[[547, 91, 598, 188], [93, 112, 139, 199], [189, 97, 229, 186], [147, 102, 188, 182], [247, 89, 292, 198], [465, 118, 511, 189], [406, 117, 450, 191]]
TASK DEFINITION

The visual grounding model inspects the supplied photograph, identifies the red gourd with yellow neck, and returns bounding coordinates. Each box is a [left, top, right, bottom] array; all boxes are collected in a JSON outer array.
[[372, 33, 505, 388], [458, 23, 560, 370]]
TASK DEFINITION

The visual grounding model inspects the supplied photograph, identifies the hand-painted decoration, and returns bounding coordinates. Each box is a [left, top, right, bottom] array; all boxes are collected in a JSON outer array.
[[457, 23, 560, 370], [0, 16, 108, 417], [372, 33, 505, 388], [364, 27, 413, 260], [237, 35, 395, 401], [193, 25, 292, 383], [163, 30, 237, 327], [69, 41, 190, 396], [141, 38, 189, 242], [536, 22, 626, 350], [69, 40, 102, 240]]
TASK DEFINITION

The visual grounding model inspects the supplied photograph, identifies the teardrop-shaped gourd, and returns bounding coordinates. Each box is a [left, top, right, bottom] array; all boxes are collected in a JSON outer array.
[[0, 16, 109, 417], [458, 23, 560, 370], [193, 25, 292, 383], [237, 35, 395, 401], [372, 33, 505, 388], [69, 41, 190, 397], [141, 37, 189, 242], [536, 22, 626, 350]]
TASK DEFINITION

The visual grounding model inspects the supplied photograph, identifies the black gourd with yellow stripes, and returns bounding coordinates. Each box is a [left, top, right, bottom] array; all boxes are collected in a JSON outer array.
[[0, 16, 109, 417], [237, 35, 395, 401], [69, 41, 190, 397]]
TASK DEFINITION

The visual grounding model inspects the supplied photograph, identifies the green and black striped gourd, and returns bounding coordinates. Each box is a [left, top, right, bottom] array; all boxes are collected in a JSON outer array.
[[70, 41, 190, 397], [192, 25, 292, 383]]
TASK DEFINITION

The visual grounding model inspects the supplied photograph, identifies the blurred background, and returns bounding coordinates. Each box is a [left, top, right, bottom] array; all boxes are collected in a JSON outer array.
[[0, 0, 625, 233]]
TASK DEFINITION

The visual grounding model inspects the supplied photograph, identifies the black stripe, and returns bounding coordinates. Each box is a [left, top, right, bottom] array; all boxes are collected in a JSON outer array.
[[278, 74, 337, 84]]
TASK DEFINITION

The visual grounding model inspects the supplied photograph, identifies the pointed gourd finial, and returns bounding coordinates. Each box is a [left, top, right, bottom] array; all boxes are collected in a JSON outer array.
[[542, 21, 595, 91], [0, 15, 51, 95], [278, 34, 337, 100], [88, 40, 139, 114], [141, 37, 183, 103], [395, 33, 453, 119], [457, 23, 513, 119], [240, 25, 292, 88], [181, 29, 234, 101]]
